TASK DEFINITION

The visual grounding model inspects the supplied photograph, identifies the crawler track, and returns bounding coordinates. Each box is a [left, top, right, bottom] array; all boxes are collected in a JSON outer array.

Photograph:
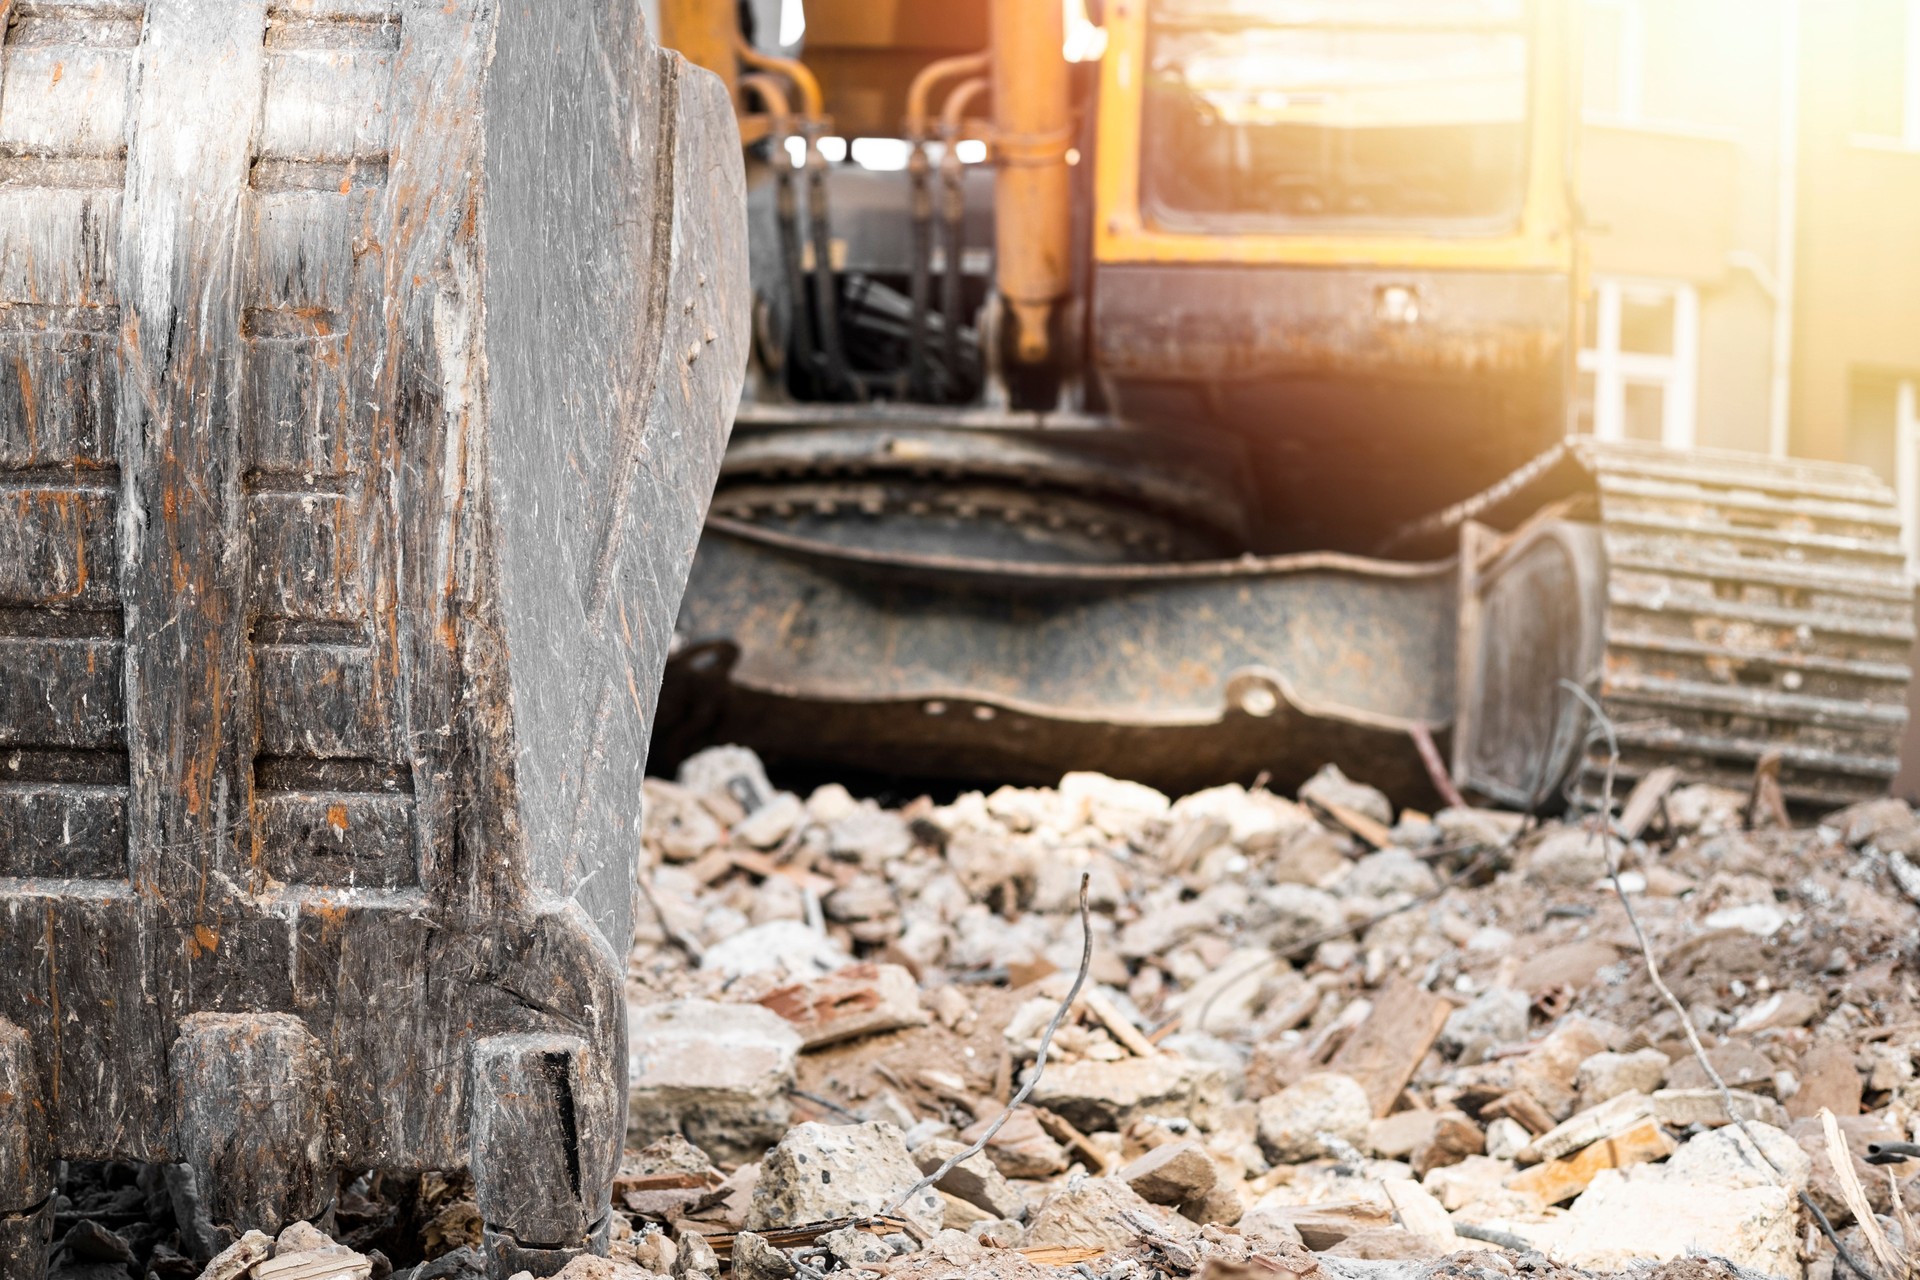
[[1581, 440, 1914, 808], [670, 418, 1915, 809]]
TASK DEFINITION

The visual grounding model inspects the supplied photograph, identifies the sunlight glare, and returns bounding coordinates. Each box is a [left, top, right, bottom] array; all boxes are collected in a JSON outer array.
[[778, 0, 805, 48]]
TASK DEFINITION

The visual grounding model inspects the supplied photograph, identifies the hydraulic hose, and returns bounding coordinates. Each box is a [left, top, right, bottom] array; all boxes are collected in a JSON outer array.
[[733, 37, 852, 398], [805, 135, 857, 400], [741, 74, 815, 394], [904, 52, 988, 403], [905, 52, 990, 141], [733, 34, 824, 120], [906, 141, 935, 400], [938, 78, 989, 398]]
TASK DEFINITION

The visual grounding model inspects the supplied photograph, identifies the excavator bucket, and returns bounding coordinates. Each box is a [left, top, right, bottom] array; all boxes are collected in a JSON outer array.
[[0, 3, 745, 1275]]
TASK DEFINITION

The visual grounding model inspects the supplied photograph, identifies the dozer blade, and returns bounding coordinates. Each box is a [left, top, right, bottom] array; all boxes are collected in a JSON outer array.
[[661, 418, 1601, 804], [663, 426, 1914, 813], [670, 518, 1469, 800], [0, 3, 746, 1274]]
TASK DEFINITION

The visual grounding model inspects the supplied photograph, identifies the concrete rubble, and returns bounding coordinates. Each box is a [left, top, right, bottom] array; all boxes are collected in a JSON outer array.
[[35, 756, 1920, 1280], [610, 754, 1920, 1280], [628, 1001, 805, 1163], [746, 1123, 945, 1237]]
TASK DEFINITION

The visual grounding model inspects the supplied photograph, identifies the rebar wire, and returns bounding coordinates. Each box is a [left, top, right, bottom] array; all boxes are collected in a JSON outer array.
[[1455, 1222, 1533, 1252], [787, 1086, 863, 1123], [1559, 678, 1884, 1280], [882, 873, 1094, 1217]]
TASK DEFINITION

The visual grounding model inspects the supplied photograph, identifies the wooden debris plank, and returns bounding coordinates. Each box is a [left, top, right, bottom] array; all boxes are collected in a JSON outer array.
[[1326, 977, 1453, 1117]]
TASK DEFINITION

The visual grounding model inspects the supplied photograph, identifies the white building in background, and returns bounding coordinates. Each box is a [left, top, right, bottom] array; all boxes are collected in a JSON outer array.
[[1572, 0, 1920, 557]]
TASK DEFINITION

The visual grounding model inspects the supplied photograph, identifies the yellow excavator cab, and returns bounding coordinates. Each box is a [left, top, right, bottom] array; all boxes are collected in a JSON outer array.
[[1091, 0, 1581, 552], [1096, 0, 1576, 272]]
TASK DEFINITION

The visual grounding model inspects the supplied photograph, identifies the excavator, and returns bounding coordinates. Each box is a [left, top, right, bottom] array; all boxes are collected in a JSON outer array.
[[656, 0, 1917, 812], [0, 4, 1907, 1271]]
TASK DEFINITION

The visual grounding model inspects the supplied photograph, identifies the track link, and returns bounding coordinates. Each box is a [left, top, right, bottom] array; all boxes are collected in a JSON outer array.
[[1579, 440, 1915, 809]]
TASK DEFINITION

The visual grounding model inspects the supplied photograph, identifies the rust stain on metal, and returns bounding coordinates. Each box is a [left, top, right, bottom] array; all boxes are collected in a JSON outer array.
[[187, 925, 220, 960]]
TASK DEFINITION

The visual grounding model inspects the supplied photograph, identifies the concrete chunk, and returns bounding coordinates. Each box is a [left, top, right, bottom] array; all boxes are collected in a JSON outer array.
[[1116, 1139, 1225, 1221], [1029, 1054, 1229, 1133], [1256, 1073, 1372, 1163], [1651, 1087, 1789, 1130], [1663, 1121, 1810, 1193], [1299, 765, 1392, 828], [627, 1000, 801, 1164], [746, 1121, 942, 1237], [756, 963, 927, 1050], [1536, 1170, 1801, 1278], [1573, 1049, 1668, 1110], [1506, 1117, 1675, 1204], [1024, 1178, 1187, 1251], [1517, 1090, 1652, 1165], [913, 1138, 1028, 1221]]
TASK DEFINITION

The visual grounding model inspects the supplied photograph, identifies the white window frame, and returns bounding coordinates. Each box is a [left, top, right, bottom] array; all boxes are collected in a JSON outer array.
[[1895, 0, 1920, 146], [1854, 0, 1920, 149], [1908, 0, 1920, 144], [1897, 380, 1920, 567], [1583, 0, 1646, 124], [1577, 277, 1699, 449]]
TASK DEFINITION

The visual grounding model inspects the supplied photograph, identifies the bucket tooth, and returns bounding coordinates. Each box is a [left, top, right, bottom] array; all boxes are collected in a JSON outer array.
[[0, 1021, 53, 1280], [170, 1014, 332, 1237], [471, 1035, 622, 1278]]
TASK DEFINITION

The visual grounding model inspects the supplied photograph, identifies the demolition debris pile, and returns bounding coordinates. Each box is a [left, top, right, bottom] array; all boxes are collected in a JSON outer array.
[[57, 752, 1920, 1280], [610, 751, 1920, 1280]]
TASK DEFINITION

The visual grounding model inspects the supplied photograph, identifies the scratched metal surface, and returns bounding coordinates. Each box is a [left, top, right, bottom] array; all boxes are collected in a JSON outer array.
[[0, 0, 745, 1264], [668, 519, 1458, 801]]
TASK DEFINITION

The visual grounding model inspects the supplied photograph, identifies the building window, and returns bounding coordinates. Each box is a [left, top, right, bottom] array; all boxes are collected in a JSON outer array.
[[1895, 381, 1920, 565], [1583, 0, 1646, 122], [1855, 0, 1920, 146], [1845, 371, 1920, 563], [1576, 278, 1699, 447]]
